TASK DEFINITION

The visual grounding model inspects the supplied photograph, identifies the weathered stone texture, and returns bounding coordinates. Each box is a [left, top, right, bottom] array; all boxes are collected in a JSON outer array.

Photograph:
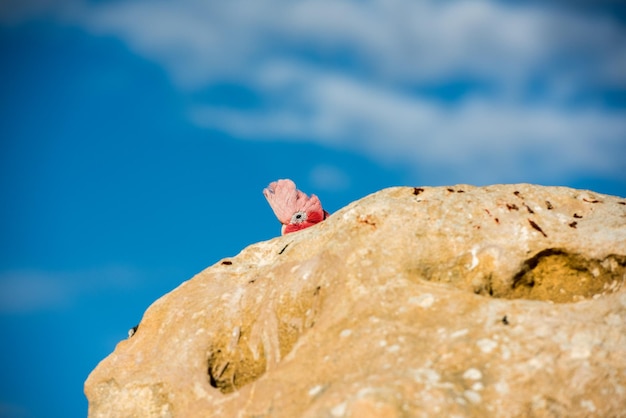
[[85, 184, 626, 417]]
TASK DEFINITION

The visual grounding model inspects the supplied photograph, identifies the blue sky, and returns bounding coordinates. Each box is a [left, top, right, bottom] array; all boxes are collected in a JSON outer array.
[[1, 1, 625, 416]]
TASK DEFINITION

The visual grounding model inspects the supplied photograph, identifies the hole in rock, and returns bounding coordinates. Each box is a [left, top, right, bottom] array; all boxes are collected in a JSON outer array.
[[412, 249, 625, 304], [205, 277, 325, 394], [207, 346, 266, 394], [499, 249, 626, 303]]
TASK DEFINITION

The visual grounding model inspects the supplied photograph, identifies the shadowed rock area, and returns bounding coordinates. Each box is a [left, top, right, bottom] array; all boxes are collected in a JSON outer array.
[[85, 184, 626, 417]]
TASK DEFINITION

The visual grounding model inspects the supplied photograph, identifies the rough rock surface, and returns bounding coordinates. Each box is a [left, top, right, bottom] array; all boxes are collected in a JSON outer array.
[[85, 184, 626, 417]]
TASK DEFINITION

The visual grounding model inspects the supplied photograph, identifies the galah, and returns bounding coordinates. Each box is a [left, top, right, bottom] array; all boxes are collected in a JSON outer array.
[[263, 179, 329, 235]]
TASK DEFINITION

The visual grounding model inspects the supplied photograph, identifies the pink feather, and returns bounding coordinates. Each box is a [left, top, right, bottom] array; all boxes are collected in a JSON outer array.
[[263, 179, 329, 235]]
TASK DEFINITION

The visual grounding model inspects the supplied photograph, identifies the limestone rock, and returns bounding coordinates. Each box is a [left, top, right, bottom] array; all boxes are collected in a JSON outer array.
[[85, 184, 626, 417]]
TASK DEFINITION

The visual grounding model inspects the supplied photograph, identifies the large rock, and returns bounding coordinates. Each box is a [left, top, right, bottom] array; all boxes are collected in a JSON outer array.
[[85, 184, 626, 417]]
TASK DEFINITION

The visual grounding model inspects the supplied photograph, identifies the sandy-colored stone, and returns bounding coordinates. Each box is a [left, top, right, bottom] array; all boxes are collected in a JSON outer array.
[[85, 184, 626, 417]]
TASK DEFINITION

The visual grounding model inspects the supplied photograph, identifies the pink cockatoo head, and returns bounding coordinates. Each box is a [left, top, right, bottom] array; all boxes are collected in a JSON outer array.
[[263, 179, 329, 235]]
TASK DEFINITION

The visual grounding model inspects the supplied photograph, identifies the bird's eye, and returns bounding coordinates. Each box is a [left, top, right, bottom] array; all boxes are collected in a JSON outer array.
[[291, 211, 307, 224]]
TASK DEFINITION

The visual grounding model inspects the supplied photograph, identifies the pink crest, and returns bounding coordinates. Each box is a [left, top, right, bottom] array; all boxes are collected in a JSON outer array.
[[263, 179, 329, 235]]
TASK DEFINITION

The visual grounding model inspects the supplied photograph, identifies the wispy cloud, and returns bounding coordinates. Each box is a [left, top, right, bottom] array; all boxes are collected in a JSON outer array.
[[0, 402, 29, 418], [0, 266, 142, 314], [5, 0, 625, 185], [191, 69, 626, 183], [70, 0, 626, 90]]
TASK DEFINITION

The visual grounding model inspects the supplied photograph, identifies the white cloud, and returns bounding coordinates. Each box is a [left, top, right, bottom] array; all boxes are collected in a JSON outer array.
[[5, 0, 625, 185], [191, 69, 626, 183], [0, 272, 71, 312], [0, 266, 142, 313], [46, 0, 623, 93]]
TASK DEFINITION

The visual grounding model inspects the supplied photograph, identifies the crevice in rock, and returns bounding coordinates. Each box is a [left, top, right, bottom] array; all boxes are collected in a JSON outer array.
[[497, 249, 626, 303], [207, 342, 265, 394], [205, 277, 326, 394]]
